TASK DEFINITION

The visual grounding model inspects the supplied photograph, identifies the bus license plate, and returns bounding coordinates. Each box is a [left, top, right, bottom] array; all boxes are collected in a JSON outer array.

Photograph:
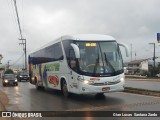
[[102, 87, 110, 92]]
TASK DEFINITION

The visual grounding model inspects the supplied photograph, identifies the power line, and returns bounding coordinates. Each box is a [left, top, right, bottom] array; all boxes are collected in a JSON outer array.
[[6, 0, 19, 36], [13, 0, 23, 39], [21, 0, 25, 34], [10, 53, 24, 66]]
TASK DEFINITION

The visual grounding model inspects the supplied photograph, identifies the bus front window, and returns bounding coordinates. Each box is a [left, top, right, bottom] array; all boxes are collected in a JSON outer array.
[[76, 41, 123, 76]]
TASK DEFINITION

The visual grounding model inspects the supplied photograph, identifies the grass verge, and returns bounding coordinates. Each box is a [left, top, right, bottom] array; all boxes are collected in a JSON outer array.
[[124, 87, 160, 97]]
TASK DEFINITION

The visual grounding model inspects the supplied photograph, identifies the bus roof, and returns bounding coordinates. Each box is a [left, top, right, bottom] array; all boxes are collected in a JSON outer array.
[[61, 34, 115, 41], [29, 34, 116, 54]]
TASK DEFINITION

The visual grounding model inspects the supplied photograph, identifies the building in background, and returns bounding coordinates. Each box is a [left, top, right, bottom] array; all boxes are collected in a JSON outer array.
[[127, 59, 148, 75]]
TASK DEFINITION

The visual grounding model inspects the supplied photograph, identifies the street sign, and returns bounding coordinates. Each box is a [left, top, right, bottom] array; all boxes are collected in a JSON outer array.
[[157, 33, 160, 44]]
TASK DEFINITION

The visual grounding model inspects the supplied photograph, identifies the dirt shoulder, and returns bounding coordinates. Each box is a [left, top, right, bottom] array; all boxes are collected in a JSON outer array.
[[0, 90, 9, 111], [0, 90, 12, 120]]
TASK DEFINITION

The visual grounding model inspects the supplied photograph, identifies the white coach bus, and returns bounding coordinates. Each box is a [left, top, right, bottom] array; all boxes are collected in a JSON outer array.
[[28, 34, 129, 97]]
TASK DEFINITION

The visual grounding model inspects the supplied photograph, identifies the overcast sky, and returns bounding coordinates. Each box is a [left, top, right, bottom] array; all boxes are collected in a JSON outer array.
[[1, 0, 160, 67]]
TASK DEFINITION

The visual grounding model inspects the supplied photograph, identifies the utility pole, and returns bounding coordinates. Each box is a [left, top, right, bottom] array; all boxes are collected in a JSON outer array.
[[7, 60, 11, 69], [153, 43, 156, 75], [19, 39, 27, 71], [149, 43, 156, 76], [0, 54, 3, 64], [130, 44, 132, 61], [13, 0, 27, 71], [7, 61, 9, 69], [135, 52, 136, 60]]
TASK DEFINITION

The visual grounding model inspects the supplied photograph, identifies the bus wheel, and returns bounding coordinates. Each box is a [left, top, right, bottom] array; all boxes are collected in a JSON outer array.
[[35, 78, 44, 90], [62, 80, 70, 97], [35, 78, 40, 90]]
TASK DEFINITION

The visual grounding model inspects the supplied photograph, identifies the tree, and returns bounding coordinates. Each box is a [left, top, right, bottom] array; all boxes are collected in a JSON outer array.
[[148, 66, 160, 77], [4, 69, 14, 74]]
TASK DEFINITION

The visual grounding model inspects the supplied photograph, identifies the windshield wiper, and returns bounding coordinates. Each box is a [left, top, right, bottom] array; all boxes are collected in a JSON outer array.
[[93, 53, 99, 75], [104, 52, 115, 73]]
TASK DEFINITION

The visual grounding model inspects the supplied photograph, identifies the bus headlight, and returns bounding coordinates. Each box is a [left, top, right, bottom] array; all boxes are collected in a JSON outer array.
[[84, 80, 89, 84], [83, 80, 94, 85], [31, 77, 34, 81], [5, 80, 8, 83], [120, 78, 124, 82], [79, 77, 94, 85], [15, 79, 17, 82]]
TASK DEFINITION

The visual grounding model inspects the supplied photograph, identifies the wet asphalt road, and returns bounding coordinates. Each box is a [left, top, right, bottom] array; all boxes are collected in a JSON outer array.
[[0, 80, 160, 120]]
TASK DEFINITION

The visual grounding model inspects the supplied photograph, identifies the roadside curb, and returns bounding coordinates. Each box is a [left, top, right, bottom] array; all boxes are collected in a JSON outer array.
[[124, 87, 160, 97], [125, 78, 160, 82]]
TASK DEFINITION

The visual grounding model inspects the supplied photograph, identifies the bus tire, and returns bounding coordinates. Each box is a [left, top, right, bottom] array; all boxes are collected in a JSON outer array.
[[62, 80, 70, 97], [35, 77, 45, 90], [35, 77, 40, 90]]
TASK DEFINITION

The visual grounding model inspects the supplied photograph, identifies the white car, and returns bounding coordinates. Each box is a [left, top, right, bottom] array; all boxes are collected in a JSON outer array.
[[156, 73, 160, 77]]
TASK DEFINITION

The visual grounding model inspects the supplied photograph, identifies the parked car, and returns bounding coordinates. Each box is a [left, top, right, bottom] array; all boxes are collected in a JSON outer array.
[[17, 71, 29, 82], [2, 74, 18, 87], [156, 73, 160, 77]]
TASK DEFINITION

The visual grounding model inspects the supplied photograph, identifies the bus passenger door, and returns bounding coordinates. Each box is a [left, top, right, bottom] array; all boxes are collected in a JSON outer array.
[[68, 50, 79, 93], [69, 69, 79, 94]]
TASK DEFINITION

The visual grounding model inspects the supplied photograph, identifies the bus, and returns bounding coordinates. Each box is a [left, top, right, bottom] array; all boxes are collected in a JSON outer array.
[[28, 34, 129, 97]]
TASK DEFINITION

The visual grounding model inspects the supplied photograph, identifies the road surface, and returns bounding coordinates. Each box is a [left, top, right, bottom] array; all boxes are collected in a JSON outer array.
[[125, 79, 160, 91], [0, 80, 160, 120]]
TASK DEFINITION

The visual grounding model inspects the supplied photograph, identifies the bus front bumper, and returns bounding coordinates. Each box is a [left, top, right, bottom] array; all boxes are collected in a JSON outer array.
[[79, 82, 125, 94]]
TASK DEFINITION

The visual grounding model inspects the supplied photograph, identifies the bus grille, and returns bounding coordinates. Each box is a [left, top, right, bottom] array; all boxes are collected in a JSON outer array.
[[91, 80, 121, 86]]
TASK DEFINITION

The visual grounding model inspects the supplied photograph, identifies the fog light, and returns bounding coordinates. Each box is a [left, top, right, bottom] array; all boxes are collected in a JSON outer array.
[[82, 87, 85, 91]]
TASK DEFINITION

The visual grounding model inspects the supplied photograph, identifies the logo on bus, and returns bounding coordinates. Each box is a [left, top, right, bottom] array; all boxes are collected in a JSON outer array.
[[48, 75, 59, 86]]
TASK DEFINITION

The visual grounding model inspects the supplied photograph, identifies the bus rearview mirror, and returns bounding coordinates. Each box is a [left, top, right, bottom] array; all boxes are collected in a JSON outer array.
[[119, 43, 130, 57], [70, 43, 80, 58]]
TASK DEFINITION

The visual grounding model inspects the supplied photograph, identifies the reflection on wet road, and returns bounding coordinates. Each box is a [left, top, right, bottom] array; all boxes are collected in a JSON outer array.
[[0, 81, 160, 120], [0, 82, 159, 111]]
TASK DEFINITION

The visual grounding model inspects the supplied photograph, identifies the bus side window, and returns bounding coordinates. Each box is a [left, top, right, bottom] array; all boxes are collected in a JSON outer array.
[[70, 59, 76, 69]]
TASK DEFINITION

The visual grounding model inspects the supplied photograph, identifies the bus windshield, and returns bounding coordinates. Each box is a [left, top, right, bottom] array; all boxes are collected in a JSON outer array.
[[75, 41, 123, 76]]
